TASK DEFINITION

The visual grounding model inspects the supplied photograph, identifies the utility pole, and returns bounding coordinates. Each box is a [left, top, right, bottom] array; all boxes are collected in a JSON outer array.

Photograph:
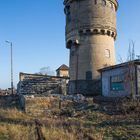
[[6, 41, 14, 95]]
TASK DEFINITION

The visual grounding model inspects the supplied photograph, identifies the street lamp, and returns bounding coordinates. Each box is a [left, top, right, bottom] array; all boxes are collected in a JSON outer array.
[[5, 40, 14, 95]]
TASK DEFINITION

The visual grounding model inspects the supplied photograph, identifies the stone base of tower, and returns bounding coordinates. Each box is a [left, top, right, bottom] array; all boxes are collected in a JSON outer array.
[[68, 80, 101, 96]]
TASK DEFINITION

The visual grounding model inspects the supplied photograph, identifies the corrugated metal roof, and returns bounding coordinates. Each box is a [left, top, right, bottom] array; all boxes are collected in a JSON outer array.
[[98, 59, 140, 72]]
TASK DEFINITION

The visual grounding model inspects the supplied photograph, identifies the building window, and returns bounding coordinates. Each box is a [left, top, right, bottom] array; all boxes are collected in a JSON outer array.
[[105, 49, 110, 58], [65, 5, 71, 23], [86, 71, 92, 80], [110, 75, 124, 91]]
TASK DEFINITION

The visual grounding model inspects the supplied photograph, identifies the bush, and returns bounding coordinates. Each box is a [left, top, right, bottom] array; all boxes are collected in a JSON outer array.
[[119, 98, 140, 115]]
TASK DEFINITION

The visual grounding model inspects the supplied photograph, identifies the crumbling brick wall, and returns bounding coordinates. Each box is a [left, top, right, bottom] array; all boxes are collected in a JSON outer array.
[[17, 73, 69, 95]]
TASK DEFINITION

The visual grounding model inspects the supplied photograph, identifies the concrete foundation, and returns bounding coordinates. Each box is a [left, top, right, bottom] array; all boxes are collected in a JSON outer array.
[[68, 80, 101, 96]]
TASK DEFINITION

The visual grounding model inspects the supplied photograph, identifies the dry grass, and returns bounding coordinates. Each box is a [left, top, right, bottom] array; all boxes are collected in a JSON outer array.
[[0, 97, 140, 140], [42, 127, 76, 140], [0, 108, 32, 121], [118, 99, 140, 115], [0, 107, 140, 140], [0, 123, 35, 140]]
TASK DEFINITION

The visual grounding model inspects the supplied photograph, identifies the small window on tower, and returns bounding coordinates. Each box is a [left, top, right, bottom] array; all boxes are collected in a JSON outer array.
[[105, 49, 110, 58]]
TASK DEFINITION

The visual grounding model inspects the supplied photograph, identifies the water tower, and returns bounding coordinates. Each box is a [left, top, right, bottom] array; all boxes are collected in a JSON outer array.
[[64, 0, 118, 95]]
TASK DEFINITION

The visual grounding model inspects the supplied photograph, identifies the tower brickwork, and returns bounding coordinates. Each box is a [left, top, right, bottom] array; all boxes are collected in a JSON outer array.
[[64, 0, 118, 95]]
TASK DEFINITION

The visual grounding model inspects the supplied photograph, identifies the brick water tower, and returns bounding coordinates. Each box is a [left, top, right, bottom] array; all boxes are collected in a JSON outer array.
[[64, 0, 118, 95]]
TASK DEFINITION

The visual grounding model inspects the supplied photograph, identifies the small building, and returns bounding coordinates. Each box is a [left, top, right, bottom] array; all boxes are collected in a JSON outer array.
[[99, 60, 140, 97], [56, 64, 69, 77]]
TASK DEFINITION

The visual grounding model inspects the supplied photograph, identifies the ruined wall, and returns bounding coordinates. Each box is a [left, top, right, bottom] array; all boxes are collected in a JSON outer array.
[[17, 73, 69, 95], [19, 72, 46, 81], [0, 95, 19, 108], [19, 94, 86, 116], [19, 95, 61, 115]]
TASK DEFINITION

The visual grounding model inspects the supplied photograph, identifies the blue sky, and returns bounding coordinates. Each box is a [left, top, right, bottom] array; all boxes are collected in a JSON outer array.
[[0, 0, 140, 89]]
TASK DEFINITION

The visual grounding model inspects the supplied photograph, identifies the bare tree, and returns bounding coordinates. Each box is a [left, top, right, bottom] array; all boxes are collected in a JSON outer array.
[[117, 53, 124, 63], [39, 66, 55, 76], [127, 40, 135, 61], [117, 40, 136, 64], [117, 40, 136, 99], [126, 40, 136, 99]]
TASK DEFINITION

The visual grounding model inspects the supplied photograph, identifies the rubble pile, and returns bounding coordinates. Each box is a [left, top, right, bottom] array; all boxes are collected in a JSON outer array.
[[0, 95, 19, 108]]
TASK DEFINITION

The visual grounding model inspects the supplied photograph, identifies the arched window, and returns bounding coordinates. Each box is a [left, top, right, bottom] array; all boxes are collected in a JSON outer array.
[[105, 49, 110, 58], [93, 29, 98, 34], [86, 29, 91, 33], [101, 30, 105, 34], [107, 30, 111, 36], [111, 32, 115, 37], [67, 40, 73, 49]]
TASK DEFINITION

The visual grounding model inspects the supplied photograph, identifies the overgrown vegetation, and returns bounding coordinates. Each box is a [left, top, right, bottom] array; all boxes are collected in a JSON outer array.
[[0, 96, 140, 140]]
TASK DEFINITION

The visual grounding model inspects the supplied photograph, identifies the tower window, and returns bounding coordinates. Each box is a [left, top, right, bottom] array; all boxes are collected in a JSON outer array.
[[105, 49, 110, 58], [86, 71, 92, 80], [93, 29, 98, 34], [107, 30, 111, 36], [101, 29, 105, 34], [67, 40, 73, 49]]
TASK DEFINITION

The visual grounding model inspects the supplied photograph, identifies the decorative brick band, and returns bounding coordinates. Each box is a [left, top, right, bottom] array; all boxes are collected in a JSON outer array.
[[79, 28, 117, 39], [66, 27, 117, 48]]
